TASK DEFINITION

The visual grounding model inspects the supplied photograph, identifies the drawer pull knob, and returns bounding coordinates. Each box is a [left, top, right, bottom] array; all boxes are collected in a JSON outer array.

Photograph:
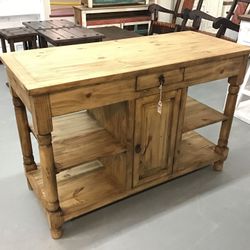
[[159, 74, 165, 86], [135, 144, 142, 154]]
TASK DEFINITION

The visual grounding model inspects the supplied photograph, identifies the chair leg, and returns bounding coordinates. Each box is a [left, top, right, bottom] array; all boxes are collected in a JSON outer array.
[[9, 40, 15, 52], [23, 41, 28, 50], [31, 38, 37, 49], [1, 38, 7, 53]]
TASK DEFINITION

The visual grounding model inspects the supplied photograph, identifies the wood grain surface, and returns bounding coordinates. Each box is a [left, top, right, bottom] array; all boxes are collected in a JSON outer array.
[[1, 31, 250, 95]]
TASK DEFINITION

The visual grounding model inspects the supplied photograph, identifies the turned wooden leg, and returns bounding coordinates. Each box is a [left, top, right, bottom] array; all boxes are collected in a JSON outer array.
[[11, 89, 37, 189], [38, 133, 63, 239], [31, 94, 63, 239], [213, 77, 241, 171]]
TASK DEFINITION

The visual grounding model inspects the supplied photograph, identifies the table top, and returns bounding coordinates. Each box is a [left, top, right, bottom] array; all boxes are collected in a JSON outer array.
[[0, 27, 37, 39], [37, 27, 105, 46], [23, 19, 76, 30], [1, 31, 250, 95]]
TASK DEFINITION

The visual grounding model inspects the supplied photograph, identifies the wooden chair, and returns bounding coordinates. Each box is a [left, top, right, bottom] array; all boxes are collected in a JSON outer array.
[[180, 0, 250, 40], [148, 0, 204, 35]]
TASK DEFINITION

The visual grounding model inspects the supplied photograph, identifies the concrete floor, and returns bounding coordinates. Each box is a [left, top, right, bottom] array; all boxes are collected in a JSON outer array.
[[0, 64, 250, 250]]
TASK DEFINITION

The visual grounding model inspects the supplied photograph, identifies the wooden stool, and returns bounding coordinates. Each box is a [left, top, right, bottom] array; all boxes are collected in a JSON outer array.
[[0, 27, 37, 86], [0, 27, 37, 53]]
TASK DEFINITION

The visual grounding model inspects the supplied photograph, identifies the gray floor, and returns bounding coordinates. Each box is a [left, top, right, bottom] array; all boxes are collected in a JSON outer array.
[[0, 64, 250, 250]]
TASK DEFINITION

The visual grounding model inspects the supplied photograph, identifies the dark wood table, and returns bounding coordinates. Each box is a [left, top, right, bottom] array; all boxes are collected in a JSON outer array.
[[36, 26, 105, 47], [23, 20, 140, 47], [0, 27, 37, 52], [23, 19, 78, 47], [23, 19, 76, 30], [23, 19, 105, 47]]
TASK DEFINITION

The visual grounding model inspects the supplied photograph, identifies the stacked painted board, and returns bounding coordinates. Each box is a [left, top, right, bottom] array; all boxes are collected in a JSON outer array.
[[50, 0, 81, 17]]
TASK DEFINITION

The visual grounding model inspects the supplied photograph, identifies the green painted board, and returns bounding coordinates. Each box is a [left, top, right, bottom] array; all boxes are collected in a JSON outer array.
[[93, 0, 145, 5]]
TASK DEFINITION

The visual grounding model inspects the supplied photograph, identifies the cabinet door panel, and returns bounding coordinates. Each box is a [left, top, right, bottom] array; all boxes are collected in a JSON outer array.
[[133, 90, 181, 186]]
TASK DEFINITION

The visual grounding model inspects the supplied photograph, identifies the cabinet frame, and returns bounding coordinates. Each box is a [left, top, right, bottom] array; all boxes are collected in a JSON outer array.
[[2, 32, 249, 239]]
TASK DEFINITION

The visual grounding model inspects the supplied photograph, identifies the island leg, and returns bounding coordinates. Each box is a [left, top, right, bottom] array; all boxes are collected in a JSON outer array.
[[213, 74, 244, 171], [38, 134, 63, 239], [31, 95, 63, 239], [11, 89, 37, 189]]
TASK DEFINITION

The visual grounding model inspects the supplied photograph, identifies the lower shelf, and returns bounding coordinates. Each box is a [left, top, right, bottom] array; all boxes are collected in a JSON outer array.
[[183, 97, 227, 132], [174, 131, 222, 174], [52, 111, 126, 172], [27, 131, 224, 222], [27, 160, 124, 221]]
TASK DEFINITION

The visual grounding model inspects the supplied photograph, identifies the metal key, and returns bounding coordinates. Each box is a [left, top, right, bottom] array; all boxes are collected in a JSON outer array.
[[157, 75, 165, 114]]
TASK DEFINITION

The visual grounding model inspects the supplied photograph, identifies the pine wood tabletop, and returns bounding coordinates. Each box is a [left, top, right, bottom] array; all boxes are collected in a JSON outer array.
[[1, 31, 250, 95]]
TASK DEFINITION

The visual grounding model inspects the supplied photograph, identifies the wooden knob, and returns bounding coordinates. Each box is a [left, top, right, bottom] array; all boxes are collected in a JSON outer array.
[[135, 144, 142, 154]]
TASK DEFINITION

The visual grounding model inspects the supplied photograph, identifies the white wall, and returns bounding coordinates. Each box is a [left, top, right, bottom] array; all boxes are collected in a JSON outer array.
[[0, 0, 41, 16], [199, 0, 224, 32], [158, 0, 175, 22]]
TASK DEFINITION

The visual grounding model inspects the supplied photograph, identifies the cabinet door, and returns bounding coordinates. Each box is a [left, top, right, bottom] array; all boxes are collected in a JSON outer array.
[[133, 90, 182, 186]]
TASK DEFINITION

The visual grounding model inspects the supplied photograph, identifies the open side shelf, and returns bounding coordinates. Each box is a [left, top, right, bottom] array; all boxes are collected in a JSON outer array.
[[27, 160, 125, 221], [174, 131, 222, 174], [51, 111, 126, 172], [183, 97, 228, 132]]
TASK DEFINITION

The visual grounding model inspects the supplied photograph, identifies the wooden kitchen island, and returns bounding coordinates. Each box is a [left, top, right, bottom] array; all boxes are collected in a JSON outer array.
[[1, 31, 249, 239]]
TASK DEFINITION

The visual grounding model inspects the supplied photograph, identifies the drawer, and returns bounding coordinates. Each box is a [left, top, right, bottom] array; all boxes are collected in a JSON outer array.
[[50, 78, 136, 116], [184, 57, 243, 85], [136, 68, 184, 91]]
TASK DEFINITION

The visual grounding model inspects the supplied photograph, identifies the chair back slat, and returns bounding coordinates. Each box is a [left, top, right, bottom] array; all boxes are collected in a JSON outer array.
[[182, 0, 196, 12], [231, 2, 249, 24], [172, 0, 183, 23]]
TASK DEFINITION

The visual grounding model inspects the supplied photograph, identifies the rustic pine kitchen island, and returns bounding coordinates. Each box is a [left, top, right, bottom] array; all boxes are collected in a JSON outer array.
[[1, 31, 249, 239]]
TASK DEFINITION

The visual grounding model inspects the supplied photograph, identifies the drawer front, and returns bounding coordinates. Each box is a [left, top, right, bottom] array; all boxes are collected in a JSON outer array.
[[184, 57, 243, 85], [136, 68, 184, 91], [50, 78, 136, 116]]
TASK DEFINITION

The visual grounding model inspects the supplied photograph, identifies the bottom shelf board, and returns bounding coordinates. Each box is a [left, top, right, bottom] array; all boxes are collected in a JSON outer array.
[[27, 132, 223, 222], [174, 131, 222, 173], [52, 110, 126, 172], [27, 161, 124, 221], [234, 100, 250, 124], [183, 96, 227, 132]]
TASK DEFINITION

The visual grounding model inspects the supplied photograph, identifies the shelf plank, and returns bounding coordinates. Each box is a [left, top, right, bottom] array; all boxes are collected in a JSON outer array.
[[27, 160, 124, 221], [52, 111, 126, 172], [174, 131, 222, 173], [183, 96, 227, 132]]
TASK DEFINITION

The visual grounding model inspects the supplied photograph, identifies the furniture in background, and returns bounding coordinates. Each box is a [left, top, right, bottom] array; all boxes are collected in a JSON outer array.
[[36, 26, 104, 46], [23, 19, 104, 47], [81, 0, 149, 8], [235, 14, 250, 123], [0, 27, 37, 53], [93, 26, 141, 40], [73, 4, 151, 35], [23, 19, 76, 30], [23, 19, 77, 47], [181, 0, 250, 39], [1, 31, 249, 239], [50, 0, 81, 17], [148, 0, 204, 35]]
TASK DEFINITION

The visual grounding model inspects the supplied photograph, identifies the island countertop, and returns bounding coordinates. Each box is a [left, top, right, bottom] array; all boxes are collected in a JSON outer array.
[[1, 31, 250, 95]]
